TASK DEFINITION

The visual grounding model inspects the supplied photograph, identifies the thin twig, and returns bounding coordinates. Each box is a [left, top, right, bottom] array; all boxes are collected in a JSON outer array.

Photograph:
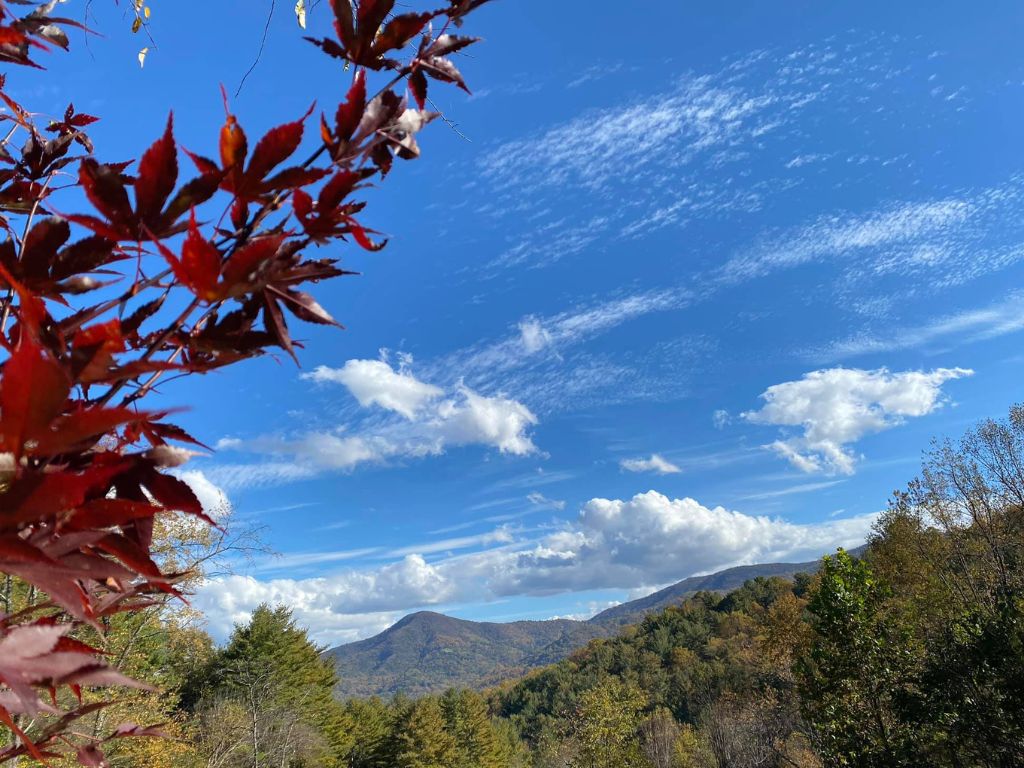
[[426, 95, 471, 142], [235, 0, 277, 98], [0, 172, 55, 334], [96, 297, 201, 406], [120, 302, 221, 407]]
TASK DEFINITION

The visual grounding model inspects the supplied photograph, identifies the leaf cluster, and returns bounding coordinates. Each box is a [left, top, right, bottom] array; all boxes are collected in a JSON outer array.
[[0, 0, 491, 762]]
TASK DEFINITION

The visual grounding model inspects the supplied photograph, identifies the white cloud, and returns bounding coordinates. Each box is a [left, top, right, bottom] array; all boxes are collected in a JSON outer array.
[[197, 491, 874, 645], [178, 470, 233, 520], [213, 361, 538, 485], [566, 61, 626, 89], [714, 177, 1024, 294], [477, 75, 775, 196], [427, 289, 694, 415], [526, 492, 566, 511], [712, 409, 731, 429], [620, 454, 682, 475], [201, 461, 318, 492], [193, 558, 437, 646], [386, 529, 515, 558], [717, 199, 973, 284], [743, 367, 973, 474], [302, 358, 442, 420], [511, 491, 871, 589], [250, 548, 383, 573], [739, 479, 846, 501], [435, 386, 538, 455], [813, 291, 1024, 361], [452, 34, 971, 276], [518, 317, 553, 354], [445, 289, 686, 376]]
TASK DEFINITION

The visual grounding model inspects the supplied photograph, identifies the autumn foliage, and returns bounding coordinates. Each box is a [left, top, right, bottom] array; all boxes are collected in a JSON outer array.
[[0, 0, 488, 763]]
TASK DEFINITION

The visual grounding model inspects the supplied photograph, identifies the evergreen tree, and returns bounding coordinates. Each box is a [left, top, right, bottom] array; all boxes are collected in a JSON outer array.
[[441, 689, 505, 768], [200, 604, 348, 767], [342, 697, 396, 768], [394, 697, 458, 768]]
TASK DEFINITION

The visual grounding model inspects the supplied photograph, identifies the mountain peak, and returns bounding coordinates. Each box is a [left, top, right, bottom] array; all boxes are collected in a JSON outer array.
[[392, 610, 452, 628], [326, 548, 852, 698]]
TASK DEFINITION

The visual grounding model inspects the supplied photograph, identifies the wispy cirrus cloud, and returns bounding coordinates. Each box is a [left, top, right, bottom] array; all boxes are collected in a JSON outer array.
[[619, 454, 682, 475], [811, 292, 1024, 361], [421, 287, 700, 414], [526, 492, 566, 511], [454, 34, 967, 276], [436, 288, 688, 377], [738, 479, 847, 501], [716, 199, 973, 285], [715, 179, 1024, 294]]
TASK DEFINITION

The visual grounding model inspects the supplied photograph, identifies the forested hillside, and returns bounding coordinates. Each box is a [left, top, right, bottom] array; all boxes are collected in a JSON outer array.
[[325, 612, 608, 697], [482, 407, 1024, 767], [326, 553, 850, 697], [587, 554, 843, 628], [12, 407, 1020, 767]]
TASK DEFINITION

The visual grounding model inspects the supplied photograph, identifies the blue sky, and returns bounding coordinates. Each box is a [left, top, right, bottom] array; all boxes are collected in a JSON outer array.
[[20, 1, 1024, 645]]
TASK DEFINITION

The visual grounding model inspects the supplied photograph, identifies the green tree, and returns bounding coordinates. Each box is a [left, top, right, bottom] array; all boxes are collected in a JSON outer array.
[[568, 678, 647, 768], [341, 697, 396, 768], [863, 404, 1024, 766], [441, 689, 505, 768], [674, 724, 716, 768], [394, 697, 458, 768], [798, 550, 920, 766], [197, 604, 348, 767]]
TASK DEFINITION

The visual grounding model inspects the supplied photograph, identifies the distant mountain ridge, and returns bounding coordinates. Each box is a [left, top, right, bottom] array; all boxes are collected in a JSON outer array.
[[589, 557, 831, 628], [326, 548, 861, 698], [326, 612, 607, 698]]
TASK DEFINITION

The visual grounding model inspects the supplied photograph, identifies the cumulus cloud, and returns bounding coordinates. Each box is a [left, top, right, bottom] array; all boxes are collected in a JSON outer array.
[[620, 454, 682, 475], [302, 358, 442, 420], [435, 387, 538, 455], [712, 409, 731, 429], [501, 491, 871, 592], [197, 491, 874, 644], [215, 360, 538, 485], [743, 367, 973, 474], [178, 470, 232, 520]]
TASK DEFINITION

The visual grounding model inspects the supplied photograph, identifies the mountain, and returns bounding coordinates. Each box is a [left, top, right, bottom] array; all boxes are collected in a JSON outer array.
[[327, 549, 859, 697], [325, 611, 608, 698], [589, 558, 823, 628]]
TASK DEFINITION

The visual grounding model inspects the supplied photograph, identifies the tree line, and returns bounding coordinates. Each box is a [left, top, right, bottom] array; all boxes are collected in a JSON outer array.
[[489, 404, 1024, 767], [3, 412, 1023, 766], [47, 402, 1021, 767]]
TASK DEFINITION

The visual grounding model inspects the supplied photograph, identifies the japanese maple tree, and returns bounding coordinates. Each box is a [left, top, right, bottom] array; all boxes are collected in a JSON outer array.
[[0, 0, 489, 763]]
